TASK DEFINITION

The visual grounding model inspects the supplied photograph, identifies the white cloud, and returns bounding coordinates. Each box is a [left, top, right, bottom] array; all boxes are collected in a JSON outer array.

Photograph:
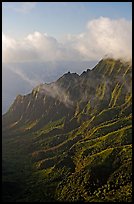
[[39, 83, 73, 107], [2, 33, 39, 62], [85, 17, 132, 60], [2, 17, 132, 63], [63, 17, 132, 61], [2, 32, 81, 63]]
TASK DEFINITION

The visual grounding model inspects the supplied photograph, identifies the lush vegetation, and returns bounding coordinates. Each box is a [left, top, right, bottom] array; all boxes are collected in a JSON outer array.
[[2, 58, 132, 202]]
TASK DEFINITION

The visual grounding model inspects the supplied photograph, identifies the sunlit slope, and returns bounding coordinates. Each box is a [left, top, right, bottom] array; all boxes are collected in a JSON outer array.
[[2, 58, 132, 202]]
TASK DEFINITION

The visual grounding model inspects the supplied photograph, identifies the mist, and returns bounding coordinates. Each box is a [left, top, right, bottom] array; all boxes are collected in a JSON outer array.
[[39, 83, 73, 107], [2, 17, 132, 113], [2, 60, 97, 113]]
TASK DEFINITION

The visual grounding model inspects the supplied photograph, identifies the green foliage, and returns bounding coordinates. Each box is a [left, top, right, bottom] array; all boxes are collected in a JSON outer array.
[[2, 58, 132, 202]]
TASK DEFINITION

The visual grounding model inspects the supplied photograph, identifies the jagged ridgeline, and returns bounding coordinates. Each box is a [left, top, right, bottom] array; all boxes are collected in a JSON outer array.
[[2, 58, 132, 202]]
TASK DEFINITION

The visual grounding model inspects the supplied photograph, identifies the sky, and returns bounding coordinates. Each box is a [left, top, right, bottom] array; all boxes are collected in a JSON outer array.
[[2, 2, 132, 113], [2, 2, 132, 39], [2, 2, 132, 63]]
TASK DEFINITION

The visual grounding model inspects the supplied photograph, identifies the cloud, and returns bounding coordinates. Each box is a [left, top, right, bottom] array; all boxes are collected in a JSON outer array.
[[65, 17, 132, 61], [38, 83, 73, 107], [2, 32, 81, 63], [85, 17, 132, 60], [2, 17, 132, 63], [2, 32, 39, 62]]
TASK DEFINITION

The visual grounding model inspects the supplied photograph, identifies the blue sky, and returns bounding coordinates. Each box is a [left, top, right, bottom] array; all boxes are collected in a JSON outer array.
[[2, 2, 132, 39]]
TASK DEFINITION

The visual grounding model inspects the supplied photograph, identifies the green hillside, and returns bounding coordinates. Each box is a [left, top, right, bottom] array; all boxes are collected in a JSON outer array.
[[2, 58, 132, 202]]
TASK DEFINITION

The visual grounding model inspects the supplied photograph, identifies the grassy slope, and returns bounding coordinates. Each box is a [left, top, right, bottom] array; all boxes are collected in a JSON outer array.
[[2, 59, 132, 202]]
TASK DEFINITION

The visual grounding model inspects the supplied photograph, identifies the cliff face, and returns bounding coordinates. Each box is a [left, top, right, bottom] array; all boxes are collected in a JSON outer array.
[[2, 58, 132, 202]]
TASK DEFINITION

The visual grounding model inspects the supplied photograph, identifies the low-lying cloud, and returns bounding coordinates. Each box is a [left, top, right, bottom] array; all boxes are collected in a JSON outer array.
[[35, 83, 73, 107], [2, 17, 132, 63]]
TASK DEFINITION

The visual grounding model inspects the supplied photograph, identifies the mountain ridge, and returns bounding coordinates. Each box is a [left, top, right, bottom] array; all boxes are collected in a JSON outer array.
[[2, 57, 132, 202]]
